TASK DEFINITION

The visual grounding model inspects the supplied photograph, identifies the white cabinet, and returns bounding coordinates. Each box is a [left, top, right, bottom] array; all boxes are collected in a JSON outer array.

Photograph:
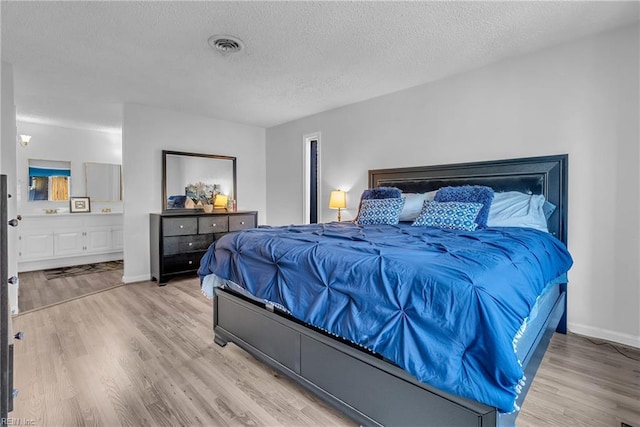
[[18, 213, 123, 272], [54, 228, 114, 256], [112, 227, 123, 250], [85, 227, 112, 253], [18, 231, 54, 260], [54, 230, 84, 256]]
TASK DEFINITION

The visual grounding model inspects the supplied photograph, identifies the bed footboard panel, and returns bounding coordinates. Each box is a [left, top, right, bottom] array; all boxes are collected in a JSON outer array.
[[216, 291, 301, 373], [301, 335, 492, 426], [214, 290, 498, 427]]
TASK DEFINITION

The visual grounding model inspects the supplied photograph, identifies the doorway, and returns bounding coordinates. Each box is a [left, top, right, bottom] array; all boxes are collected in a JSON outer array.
[[303, 133, 321, 224]]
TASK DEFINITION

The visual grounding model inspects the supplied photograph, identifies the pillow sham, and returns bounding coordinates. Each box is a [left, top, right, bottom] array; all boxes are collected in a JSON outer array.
[[434, 185, 494, 228], [399, 191, 438, 221], [412, 200, 483, 231], [356, 197, 405, 226], [487, 191, 549, 232]]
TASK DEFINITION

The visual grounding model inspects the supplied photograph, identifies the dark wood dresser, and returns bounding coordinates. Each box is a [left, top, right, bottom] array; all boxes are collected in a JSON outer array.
[[150, 210, 257, 285]]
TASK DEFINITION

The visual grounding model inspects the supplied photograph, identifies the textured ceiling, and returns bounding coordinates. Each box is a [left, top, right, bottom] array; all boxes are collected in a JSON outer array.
[[2, 1, 638, 132]]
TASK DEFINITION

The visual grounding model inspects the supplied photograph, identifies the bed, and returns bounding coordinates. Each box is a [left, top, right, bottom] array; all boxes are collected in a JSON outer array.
[[198, 154, 571, 426]]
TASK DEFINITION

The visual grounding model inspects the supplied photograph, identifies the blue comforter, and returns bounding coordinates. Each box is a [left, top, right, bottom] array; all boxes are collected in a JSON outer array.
[[198, 222, 572, 412]]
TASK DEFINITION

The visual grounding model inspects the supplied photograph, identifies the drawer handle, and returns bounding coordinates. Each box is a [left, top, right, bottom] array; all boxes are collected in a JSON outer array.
[[188, 260, 193, 265], [179, 225, 184, 229], [188, 242, 193, 246], [212, 223, 217, 227], [240, 221, 245, 225]]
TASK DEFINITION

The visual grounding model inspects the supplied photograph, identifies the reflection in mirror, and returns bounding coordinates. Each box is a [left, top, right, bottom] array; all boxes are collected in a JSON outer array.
[[163, 151, 236, 211], [28, 159, 71, 201], [86, 162, 122, 201]]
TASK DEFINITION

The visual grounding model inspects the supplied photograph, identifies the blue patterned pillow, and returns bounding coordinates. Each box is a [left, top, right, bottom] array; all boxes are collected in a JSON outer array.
[[434, 185, 494, 228], [356, 198, 405, 225], [412, 201, 483, 231]]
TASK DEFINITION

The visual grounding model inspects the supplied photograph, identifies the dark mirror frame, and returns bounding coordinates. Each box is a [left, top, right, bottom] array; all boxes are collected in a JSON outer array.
[[162, 150, 237, 212]]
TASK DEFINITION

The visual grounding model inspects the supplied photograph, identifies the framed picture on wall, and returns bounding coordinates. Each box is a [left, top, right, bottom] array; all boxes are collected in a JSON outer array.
[[70, 197, 91, 213]]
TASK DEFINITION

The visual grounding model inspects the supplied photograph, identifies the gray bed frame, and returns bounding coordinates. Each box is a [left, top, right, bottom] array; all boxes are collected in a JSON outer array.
[[212, 154, 569, 426]]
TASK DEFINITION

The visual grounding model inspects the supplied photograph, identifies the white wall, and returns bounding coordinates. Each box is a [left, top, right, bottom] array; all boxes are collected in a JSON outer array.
[[1, 61, 19, 313], [122, 104, 266, 283], [15, 122, 122, 214], [266, 25, 640, 347]]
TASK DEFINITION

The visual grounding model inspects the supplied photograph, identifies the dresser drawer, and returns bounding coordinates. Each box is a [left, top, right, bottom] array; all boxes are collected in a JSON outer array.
[[163, 234, 214, 256], [163, 251, 207, 274], [229, 214, 256, 231], [163, 217, 197, 236], [199, 216, 229, 234]]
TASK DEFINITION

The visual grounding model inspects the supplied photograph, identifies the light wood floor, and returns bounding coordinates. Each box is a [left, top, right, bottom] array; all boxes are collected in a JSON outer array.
[[18, 267, 124, 313], [10, 275, 640, 426]]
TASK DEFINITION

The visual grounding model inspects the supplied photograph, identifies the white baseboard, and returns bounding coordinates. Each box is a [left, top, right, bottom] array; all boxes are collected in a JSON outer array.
[[122, 274, 152, 284], [568, 322, 640, 349]]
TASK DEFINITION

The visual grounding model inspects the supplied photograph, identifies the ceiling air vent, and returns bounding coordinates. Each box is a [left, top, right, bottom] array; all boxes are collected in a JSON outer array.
[[208, 35, 244, 54]]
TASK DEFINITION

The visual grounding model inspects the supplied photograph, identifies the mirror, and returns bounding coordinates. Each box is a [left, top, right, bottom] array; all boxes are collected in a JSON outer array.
[[86, 162, 122, 201], [162, 150, 237, 211], [28, 159, 71, 201]]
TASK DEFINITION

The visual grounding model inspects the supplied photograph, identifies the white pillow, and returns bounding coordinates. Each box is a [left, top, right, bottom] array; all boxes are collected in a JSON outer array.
[[399, 191, 438, 221], [487, 192, 549, 232]]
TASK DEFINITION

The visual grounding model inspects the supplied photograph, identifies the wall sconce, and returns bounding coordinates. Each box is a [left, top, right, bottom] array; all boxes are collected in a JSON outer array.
[[329, 190, 347, 222], [18, 135, 31, 147]]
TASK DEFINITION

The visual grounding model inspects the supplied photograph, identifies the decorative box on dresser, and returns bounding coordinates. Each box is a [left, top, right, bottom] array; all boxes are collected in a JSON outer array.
[[150, 210, 257, 285]]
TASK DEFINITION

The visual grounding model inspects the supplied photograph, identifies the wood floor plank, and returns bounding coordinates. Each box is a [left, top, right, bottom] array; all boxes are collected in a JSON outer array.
[[518, 333, 640, 427], [10, 274, 640, 426]]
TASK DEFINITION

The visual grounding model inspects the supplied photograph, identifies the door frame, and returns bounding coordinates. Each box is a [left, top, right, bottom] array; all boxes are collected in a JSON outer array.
[[302, 132, 321, 224]]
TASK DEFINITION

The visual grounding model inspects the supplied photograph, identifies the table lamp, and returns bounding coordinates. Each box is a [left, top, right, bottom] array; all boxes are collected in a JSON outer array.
[[329, 190, 347, 222]]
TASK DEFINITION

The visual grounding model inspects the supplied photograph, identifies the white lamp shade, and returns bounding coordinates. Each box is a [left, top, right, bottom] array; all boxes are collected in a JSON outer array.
[[329, 190, 346, 209], [19, 134, 31, 146]]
